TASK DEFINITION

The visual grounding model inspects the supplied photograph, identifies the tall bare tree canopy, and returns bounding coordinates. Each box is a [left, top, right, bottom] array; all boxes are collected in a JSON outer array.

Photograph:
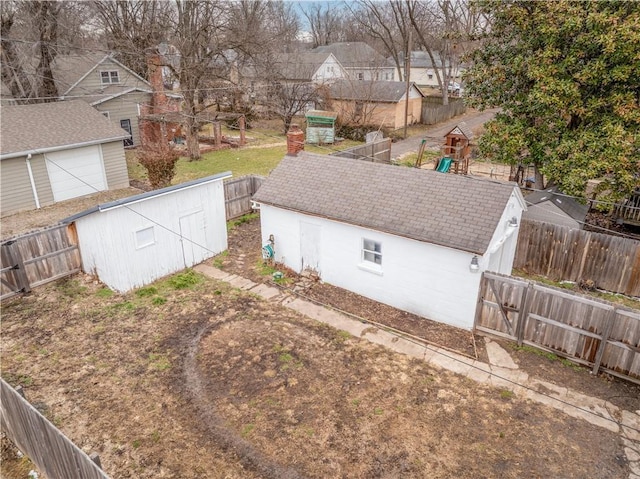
[[1, 0, 63, 103]]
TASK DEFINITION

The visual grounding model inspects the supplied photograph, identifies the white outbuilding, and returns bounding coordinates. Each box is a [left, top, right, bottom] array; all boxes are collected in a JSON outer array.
[[253, 153, 526, 330], [63, 172, 230, 292]]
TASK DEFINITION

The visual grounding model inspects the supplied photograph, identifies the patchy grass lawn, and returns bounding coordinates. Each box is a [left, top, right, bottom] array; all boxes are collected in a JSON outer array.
[[0, 269, 630, 479], [126, 131, 364, 185]]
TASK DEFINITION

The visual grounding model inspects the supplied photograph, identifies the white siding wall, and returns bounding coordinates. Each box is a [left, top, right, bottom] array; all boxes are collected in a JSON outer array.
[[75, 180, 227, 292], [260, 205, 485, 330]]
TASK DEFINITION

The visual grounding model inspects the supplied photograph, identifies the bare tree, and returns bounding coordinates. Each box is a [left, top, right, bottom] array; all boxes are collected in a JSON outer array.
[[302, 2, 349, 48], [91, 0, 174, 78], [167, 0, 230, 160], [408, 0, 486, 103], [347, 1, 412, 82], [1, 0, 62, 103], [263, 81, 320, 134]]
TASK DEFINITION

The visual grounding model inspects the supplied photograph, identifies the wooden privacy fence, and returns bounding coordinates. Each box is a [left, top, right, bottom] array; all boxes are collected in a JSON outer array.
[[421, 97, 466, 125], [514, 219, 640, 297], [475, 271, 640, 384], [1, 224, 81, 301], [1, 379, 110, 479], [224, 175, 264, 219], [330, 138, 392, 164]]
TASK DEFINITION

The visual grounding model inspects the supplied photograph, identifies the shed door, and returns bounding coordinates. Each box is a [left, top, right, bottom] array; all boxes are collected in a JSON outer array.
[[180, 210, 207, 267], [300, 222, 321, 274], [45, 145, 106, 202]]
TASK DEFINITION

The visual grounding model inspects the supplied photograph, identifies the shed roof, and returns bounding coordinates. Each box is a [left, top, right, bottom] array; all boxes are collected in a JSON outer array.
[[445, 122, 474, 140], [62, 171, 232, 223], [0, 100, 129, 159], [253, 153, 519, 255], [524, 185, 588, 224], [329, 80, 423, 103], [271, 52, 336, 81]]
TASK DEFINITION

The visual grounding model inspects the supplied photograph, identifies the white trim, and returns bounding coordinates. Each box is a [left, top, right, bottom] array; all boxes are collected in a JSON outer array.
[[90, 87, 152, 106], [25, 156, 40, 209], [98, 174, 232, 212], [134, 226, 156, 249], [1, 137, 129, 160]]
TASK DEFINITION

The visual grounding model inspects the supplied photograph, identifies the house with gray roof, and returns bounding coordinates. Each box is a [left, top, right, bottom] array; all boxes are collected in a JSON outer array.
[[311, 42, 395, 81], [253, 152, 526, 329], [0, 100, 130, 217], [522, 185, 588, 229], [393, 51, 466, 89], [1, 52, 179, 146], [328, 80, 425, 129]]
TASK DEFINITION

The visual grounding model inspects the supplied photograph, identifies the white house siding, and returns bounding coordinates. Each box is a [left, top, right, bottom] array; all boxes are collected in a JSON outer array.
[[75, 180, 227, 292], [260, 204, 483, 330], [482, 190, 525, 274], [97, 91, 151, 146], [100, 141, 130, 189], [312, 57, 347, 84]]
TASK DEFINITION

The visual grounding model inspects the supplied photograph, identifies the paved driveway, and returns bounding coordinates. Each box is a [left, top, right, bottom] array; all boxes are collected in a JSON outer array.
[[391, 108, 500, 160]]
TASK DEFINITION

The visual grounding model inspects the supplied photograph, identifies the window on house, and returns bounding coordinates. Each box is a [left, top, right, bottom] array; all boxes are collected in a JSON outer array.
[[135, 226, 155, 249], [428, 73, 433, 80], [100, 70, 120, 84], [357, 72, 364, 80], [362, 239, 382, 265]]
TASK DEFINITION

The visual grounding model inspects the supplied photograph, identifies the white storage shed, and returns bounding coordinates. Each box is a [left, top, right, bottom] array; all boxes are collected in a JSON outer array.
[[63, 172, 230, 292], [253, 154, 526, 330]]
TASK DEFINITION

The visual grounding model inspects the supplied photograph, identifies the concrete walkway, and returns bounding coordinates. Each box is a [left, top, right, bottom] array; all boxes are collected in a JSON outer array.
[[194, 263, 640, 478]]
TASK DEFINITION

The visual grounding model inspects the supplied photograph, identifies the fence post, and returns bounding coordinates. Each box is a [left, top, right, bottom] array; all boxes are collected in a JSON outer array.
[[591, 307, 617, 376], [515, 282, 533, 346], [3, 241, 31, 294], [90, 452, 102, 469]]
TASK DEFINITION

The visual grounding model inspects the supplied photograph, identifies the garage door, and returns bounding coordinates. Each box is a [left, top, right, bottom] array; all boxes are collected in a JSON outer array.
[[45, 145, 107, 202]]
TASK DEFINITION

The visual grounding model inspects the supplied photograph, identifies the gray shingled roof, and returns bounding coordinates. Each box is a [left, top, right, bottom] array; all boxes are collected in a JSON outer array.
[[271, 52, 335, 81], [311, 42, 393, 69], [253, 153, 518, 255], [0, 100, 129, 158], [524, 185, 588, 223], [329, 79, 423, 103]]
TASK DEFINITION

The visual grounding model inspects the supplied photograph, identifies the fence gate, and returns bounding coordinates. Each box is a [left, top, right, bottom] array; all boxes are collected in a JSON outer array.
[[1, 225, 81, 301], [475, 271, 640, 384]]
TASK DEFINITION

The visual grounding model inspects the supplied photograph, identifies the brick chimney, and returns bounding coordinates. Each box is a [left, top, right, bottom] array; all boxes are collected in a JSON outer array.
[[286, 124, 305, 156]]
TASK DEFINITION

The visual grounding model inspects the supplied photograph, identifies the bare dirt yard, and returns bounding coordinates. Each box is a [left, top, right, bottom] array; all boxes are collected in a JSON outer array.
[[2, 216, 639, 479]]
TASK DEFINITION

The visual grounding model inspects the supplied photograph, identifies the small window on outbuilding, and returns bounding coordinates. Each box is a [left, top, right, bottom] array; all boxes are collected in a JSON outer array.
[[362, 238, 382, 265], [135, 226, 155, 249]]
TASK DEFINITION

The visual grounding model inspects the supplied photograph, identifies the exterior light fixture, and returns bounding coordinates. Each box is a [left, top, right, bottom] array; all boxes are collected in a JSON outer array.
[[508, 216, 518, 228], [469, 256, 480, 272]]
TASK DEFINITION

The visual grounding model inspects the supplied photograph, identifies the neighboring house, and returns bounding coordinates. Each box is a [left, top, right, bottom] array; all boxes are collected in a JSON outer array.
[[267, 52, 347, 85], [253, 153, 526, 330], [393, 51, 465, 89], [0, 101, 130, 217], [523, 185, 589, 229], [0, 52, 180, 147], [311, 42, 395, 81], [328, 80, 424, 129], [62, 172, 231, 292], [56, 53, 156, 147]]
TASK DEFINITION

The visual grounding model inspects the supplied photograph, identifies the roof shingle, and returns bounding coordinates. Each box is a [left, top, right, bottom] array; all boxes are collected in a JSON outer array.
[[254, 153, 518, 255], [0, 100, 129, 158]]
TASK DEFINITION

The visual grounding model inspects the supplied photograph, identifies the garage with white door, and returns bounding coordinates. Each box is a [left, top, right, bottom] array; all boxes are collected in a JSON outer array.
[[45, 145, 107, 202]]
